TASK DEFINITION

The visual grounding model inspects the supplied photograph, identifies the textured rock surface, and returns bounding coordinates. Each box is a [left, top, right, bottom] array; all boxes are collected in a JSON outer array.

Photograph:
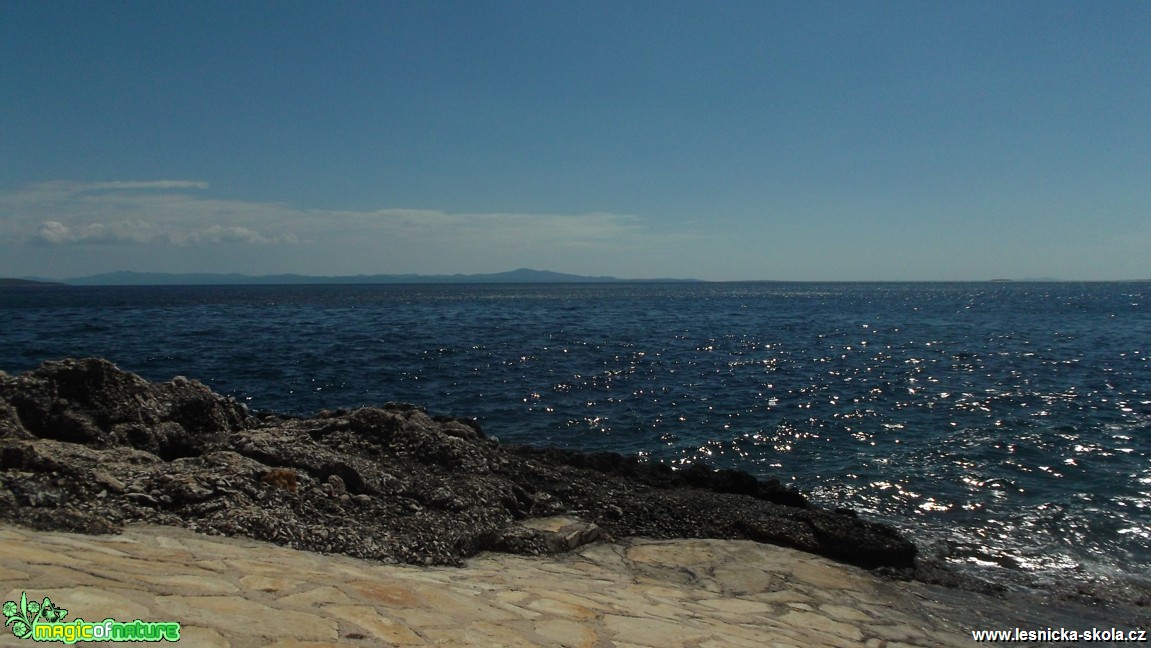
[[1, 358, 918, 572], [1, 523, 987, 648]]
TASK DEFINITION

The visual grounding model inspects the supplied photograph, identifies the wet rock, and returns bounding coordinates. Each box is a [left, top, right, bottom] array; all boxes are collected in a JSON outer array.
[[0, 358, 926, 574]]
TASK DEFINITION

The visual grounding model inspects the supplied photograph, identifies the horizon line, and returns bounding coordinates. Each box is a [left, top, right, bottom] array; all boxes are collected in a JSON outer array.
[[4, 269, 1149, 287]]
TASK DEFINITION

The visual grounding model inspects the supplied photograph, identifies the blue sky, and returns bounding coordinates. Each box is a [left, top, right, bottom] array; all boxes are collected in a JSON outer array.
[[2, 1, 1148, 281]]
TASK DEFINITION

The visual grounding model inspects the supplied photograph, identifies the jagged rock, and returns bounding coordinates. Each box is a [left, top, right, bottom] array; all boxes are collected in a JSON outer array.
[[520, 516, 609, 553], [0, 358, 249, 458], [0, 358, 923, 573]]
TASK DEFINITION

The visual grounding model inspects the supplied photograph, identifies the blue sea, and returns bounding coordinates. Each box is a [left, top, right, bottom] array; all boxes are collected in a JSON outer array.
[[2, 281, 1149, 597]]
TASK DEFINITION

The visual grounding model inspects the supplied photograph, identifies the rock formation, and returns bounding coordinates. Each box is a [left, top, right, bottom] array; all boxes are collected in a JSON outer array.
[[0, 358, 919, 571]]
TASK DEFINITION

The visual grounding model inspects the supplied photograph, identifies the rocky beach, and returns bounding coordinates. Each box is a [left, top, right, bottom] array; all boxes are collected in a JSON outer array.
[[0, 358, 925, 571], [2, 358, 1148, 645]]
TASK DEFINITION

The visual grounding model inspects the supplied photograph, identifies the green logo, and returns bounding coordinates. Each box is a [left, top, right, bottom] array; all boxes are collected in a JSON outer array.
[[3, 592, 180, 643]]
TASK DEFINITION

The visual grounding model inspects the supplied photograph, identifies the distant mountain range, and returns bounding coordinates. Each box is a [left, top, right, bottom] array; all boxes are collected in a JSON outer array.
[[18, 269, 702, 286]]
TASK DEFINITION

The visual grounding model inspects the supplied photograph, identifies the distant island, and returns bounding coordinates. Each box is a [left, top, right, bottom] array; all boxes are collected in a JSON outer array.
[[15, 269, 702, 286], [0, 278, 64, 287]]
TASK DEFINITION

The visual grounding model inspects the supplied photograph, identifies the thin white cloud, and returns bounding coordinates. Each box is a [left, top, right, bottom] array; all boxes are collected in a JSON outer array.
[[32, 221, 76, 245], [2, 180, 210, 205], [335, 209, 648, 247], [0, 180, 702, 278], [77, 180, 212, 192], [30, 219, 296, 246], [181, 225, 297, 245], [32, 219, 158, 245], [5, 181, 297, 247]]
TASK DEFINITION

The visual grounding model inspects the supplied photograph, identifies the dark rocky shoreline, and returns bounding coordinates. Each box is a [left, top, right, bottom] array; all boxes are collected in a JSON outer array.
[[1, 358, 977, 585]]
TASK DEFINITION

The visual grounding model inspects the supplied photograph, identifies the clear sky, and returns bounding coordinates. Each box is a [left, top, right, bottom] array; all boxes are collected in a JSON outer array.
[[2, 1, 1148, 281]]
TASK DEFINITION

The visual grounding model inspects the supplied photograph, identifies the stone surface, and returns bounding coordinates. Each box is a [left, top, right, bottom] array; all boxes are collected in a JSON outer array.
[[0, 523, 982, 648]]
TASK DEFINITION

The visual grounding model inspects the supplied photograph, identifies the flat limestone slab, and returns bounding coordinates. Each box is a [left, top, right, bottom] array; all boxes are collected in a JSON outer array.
[[1, 523, 977, 647]]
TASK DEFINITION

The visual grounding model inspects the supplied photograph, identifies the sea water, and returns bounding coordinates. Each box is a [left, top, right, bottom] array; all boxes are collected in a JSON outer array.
[[2, 281, 1148, 598]]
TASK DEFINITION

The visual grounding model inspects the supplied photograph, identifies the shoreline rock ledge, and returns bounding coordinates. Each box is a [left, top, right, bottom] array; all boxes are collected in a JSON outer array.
[[1, 358, 920, 575]]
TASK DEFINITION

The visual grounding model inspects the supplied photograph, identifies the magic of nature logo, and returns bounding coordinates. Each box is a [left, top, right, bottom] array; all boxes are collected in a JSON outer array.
[[4, 591, 180, 643]]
